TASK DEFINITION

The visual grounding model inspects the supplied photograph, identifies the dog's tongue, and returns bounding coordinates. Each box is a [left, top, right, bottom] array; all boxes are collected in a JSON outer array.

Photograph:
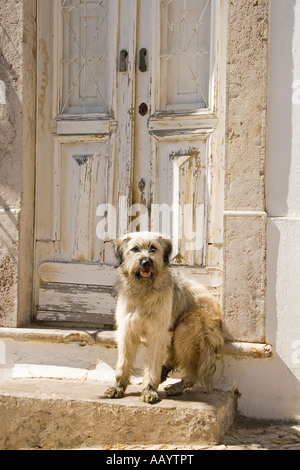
[[140, 271, 151, 278]]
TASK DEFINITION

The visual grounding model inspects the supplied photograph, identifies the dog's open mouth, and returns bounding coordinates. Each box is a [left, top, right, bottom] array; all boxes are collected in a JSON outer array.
[[137, 270, 153, 280]]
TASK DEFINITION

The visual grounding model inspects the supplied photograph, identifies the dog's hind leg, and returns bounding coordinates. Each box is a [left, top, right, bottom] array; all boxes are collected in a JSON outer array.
[[164, 373, 195, 396], [164, 347, 217, 395], [196, 347, 217, 393], [160, 343, 177, 383], [160, 364, 174, 383]]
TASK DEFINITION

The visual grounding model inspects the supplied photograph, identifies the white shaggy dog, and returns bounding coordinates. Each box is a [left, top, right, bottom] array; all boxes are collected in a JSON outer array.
[[105, 232, 224, 404]]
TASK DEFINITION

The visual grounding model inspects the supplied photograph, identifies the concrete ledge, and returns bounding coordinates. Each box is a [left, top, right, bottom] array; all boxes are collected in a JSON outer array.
[[0, 326, 117, 348], [0, 379, 236, 449], [223, 341, 273, 358], [0, 327, 273, 358]]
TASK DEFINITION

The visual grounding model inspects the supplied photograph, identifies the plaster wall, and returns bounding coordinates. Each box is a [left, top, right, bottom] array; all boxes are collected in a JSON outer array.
[[265, 0, 300, 418], [216, 0, 300, 420], [0, 0, 23, 326], [223, 0, 269, 343], [0, 0, 36, 327]]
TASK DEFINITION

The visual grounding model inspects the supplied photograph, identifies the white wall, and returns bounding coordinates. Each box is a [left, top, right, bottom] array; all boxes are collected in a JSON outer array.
[[265, 0, 300, 419], [266, 0, 300, 218], [215, 0, 300, 420]]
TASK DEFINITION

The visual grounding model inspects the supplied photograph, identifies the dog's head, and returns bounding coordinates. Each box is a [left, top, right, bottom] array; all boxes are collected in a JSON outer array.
[[114, 232, 172, 283]]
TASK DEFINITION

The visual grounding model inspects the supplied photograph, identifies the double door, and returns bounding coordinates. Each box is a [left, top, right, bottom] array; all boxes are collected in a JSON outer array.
[[35, 0, 225, 326]]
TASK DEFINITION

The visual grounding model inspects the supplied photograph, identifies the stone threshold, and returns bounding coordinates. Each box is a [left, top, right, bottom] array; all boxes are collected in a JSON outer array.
[[0, 326, 273, 358], [0, 379, 237, 449]]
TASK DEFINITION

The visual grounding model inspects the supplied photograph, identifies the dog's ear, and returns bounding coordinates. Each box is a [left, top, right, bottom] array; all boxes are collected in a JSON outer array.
[[114, 236, 131, 268], [161, 237, 173, 265], [114, 239, 124, 268]]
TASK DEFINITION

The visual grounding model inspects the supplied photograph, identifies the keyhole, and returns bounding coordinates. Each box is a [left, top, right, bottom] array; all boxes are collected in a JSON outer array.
[[138, 178, 146, 192], [139, 102, 148, 116]]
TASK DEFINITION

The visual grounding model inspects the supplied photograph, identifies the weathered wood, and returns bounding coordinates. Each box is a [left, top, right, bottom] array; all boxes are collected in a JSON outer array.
[[35, 1, 225, 327], [38, 263, 117, 286], [149, 112, 219, 134], [36, 310, 115, 326], [37, 282, 116, 325], [38, 262, 221, 287], [55, 119, 112, 136], [39, 283, 115, 313], [174, 266, 222, 287]]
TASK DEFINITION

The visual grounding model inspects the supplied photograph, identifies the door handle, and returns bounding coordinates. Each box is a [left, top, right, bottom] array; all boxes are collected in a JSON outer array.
[[139, 48, 147, 72], [119, 49, 128, 72]]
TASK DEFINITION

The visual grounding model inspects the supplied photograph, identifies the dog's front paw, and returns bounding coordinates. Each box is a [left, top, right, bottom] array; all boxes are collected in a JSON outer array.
[[141, 385, 161, 404], [104, 385, 125, 399]]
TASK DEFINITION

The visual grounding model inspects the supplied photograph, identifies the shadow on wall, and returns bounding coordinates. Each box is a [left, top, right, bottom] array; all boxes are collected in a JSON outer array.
[[265, 0, 300, 419], [0, 18, 22, 256], [266, 0, 297, 365], [266, 0, 295, 217], [0, 16, 23, 325]]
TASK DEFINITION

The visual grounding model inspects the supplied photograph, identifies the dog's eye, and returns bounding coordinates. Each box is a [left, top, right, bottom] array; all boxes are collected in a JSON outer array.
[[149, 246, 157, 253], [131, 246, 140, 253]]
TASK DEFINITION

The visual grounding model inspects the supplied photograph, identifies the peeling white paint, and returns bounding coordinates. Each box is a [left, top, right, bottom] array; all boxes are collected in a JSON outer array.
[[0, 341, 6, 365], [0, 80, 6, 104]]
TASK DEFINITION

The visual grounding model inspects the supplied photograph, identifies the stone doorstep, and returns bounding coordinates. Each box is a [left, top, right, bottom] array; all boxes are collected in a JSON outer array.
[[0, 379, 236, 450]]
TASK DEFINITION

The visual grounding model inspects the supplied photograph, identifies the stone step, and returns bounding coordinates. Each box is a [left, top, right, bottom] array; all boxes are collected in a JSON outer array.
[[0, 379, 236, 450]]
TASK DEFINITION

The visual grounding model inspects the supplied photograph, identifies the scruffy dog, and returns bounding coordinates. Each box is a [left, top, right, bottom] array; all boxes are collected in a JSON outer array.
[[104, 232, 224, 404]]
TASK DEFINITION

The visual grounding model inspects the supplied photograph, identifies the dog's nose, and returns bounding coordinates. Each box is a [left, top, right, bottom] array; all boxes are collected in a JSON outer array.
[[140, 258, 152, 270]]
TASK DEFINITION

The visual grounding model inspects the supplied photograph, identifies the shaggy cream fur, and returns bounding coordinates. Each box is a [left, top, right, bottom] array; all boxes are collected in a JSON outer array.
[[104, 232, 224, 404]]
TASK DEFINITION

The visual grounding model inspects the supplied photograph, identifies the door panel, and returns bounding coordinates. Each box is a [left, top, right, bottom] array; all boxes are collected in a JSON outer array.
[[59, 139, 109, 262], [36, 0, 118, 242], [37, 262, 116, 325], [59, 0, 112, 115], [158, 0, 213, 110], [37, 283, 116, 325], [151, 137, 208, 265], [35, 0, 224, 327], [35, 0, 124, 326], [134, 0, 217, 266]]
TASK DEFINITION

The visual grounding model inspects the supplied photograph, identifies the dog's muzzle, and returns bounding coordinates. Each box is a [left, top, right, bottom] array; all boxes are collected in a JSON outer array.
[[137, 258, 153, 279]]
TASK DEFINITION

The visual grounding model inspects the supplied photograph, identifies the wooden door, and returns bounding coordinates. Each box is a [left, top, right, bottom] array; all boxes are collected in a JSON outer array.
[[35, 0, 225, 327]]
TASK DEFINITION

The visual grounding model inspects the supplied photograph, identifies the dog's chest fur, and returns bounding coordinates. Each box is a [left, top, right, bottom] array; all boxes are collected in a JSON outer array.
[[116, 278, 173, 340]]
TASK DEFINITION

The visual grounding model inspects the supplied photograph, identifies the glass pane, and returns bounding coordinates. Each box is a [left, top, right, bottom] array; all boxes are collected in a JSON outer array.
[[59, 0, 109, 114], [160, 0, 212, 111]]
